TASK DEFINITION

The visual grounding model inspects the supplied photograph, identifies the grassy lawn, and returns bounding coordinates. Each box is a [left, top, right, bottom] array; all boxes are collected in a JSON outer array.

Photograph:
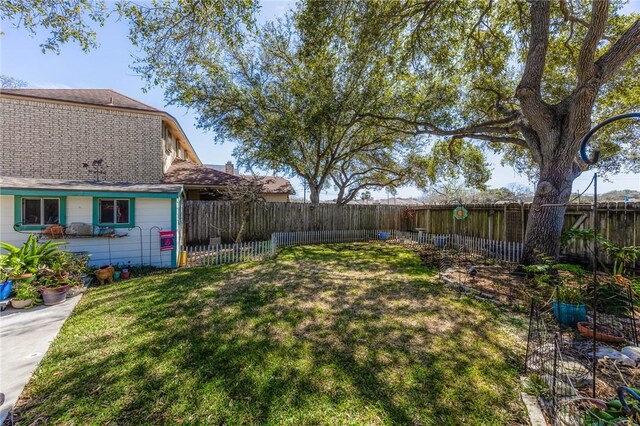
[[13, 243, 528, 425]]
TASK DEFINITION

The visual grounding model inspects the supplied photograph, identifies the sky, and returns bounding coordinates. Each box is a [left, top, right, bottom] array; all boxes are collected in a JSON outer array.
[[1, 1, 638, 200]]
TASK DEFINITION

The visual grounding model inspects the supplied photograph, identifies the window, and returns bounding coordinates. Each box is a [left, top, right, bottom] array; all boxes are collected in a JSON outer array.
[[14, 196, 66, 230], [22, 198, 60, 225], [98, 199, 130, 224], [93, 198, 134, 228]]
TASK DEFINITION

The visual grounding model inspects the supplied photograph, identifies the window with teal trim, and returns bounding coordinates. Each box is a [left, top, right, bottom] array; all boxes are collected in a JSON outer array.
[[93, 198, 135, 228], [14, 196, 67, 230]]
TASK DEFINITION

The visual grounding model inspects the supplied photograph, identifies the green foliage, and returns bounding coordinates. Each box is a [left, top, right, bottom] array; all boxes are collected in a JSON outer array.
[[554, 285, 584, 305], [0, 0, 108, 53], [562, 228, 640, 276], [0, 235, 64, 276], [12, 281, 39, 301], [524, 374, 551, 399]]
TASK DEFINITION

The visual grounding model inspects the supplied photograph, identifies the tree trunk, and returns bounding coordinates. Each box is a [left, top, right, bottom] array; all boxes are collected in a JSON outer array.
[[309, 185, 321, 205], [521, 158, 575, 265]]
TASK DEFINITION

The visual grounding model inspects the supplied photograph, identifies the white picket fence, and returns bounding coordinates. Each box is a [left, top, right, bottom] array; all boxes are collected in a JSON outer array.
[[181, 230, 523, 268], [184, 240, 274, 267]]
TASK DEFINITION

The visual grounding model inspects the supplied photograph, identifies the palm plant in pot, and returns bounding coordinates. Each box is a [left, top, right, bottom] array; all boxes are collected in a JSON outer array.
[[11, 282, 39, 309]]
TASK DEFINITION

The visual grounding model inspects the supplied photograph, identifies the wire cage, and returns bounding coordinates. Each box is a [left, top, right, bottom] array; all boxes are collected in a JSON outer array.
[[524, 292, 640, 425]]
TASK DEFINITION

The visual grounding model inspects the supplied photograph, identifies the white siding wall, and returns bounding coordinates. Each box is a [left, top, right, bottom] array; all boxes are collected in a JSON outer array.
[[0, 195, 175, 268]]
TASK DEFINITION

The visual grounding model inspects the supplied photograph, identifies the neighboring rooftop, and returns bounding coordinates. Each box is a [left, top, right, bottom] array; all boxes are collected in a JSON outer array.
[[162, 159, 242, 187], [0, 89, 161, 112], [336, 197, 426, 206], [0, 176, 183, 194], [243, 175, 295, 195]]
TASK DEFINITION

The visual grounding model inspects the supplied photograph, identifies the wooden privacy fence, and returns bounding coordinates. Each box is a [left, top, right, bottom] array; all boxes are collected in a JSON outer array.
[[183, 201, 409, 244], [183, 201, 639, 265], [181, 229, 524, 268]]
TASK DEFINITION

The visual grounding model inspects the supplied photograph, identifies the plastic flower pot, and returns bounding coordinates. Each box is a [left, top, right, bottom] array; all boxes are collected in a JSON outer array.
[[11, 298, 32, 309], [0, 280, 13, 301], [40, 285, 70, 306], [552, 301, 587, 327], [121, 270, 130, 279], [113, 271, 121, 281], [379, 232, 389, 240]]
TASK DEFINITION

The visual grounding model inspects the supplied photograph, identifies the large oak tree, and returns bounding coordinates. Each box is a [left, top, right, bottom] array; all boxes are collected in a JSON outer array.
[[336, 0, 640, 263]]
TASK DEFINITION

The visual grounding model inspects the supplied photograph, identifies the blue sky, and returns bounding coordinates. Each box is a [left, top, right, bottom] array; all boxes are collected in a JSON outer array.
[[1, 0, 638, 200]]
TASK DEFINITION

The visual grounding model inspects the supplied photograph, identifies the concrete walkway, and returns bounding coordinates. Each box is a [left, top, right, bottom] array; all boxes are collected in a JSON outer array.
[[0, 296, 82, 424]]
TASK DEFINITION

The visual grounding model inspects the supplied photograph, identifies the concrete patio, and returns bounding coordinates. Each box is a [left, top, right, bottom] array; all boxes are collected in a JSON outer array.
[[0, 296, 82, 424]]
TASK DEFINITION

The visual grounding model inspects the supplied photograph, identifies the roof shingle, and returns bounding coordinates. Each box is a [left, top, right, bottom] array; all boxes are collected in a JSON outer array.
[[0, 89, 161, 112]]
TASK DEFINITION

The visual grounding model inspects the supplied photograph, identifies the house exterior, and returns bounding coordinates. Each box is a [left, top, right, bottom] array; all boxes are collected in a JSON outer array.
[[0, 89, 292, 267], [0, 177, 182, 267]]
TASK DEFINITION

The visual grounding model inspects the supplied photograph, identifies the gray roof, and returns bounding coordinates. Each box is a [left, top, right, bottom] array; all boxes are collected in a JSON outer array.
[[0, 89, 160, 112], [0, 177, 183, 194]]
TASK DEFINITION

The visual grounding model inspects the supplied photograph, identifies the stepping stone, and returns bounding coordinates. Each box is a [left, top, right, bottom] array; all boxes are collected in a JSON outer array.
[[589, 347, 636, 367], [621, 346, 640, 364]]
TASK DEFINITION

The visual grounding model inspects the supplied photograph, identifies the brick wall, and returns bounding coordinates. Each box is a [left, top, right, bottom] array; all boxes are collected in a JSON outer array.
[[0, 97, 164, 183]]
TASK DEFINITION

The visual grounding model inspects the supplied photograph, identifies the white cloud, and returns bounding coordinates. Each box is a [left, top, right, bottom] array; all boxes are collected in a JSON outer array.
[[30, 81, 74, 89]]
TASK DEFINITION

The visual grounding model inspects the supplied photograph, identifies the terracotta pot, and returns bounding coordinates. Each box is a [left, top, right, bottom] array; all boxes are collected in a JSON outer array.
[[11, 298, 33, 309], [40, 285, 70, 306], [121, 271, 130, 279], [577, 321, 625, 343]]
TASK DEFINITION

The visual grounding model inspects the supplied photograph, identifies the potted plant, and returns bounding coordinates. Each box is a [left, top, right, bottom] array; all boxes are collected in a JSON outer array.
[[38, 275, 71, 306], [0, 266, 12, 302], [120, 268, 130, 279], [11, 282, 39, 309], [552, 285, 587, 327], [0, 235, 64, 279]]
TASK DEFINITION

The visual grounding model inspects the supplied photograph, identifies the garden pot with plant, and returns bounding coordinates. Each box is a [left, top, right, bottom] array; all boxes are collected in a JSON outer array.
[[38, 276, 70, 306], [0, 267, 12, 301], [552, 285, 587, 327], [0, 235, 65, 280], [11, 282, 39, 309]]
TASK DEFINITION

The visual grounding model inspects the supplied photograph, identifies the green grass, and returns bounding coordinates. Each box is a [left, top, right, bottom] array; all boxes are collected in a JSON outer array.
[[13, 242, 528, 425]]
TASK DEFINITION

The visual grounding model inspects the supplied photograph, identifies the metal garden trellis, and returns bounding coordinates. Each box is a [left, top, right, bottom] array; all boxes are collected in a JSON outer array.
[[578, 112, 640, 398]]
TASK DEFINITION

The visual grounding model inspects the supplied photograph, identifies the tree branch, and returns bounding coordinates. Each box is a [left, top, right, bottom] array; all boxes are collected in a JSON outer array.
[[595, 18, 640, 82], [516, 1, 553, 129], [577, 0, 609, 82]]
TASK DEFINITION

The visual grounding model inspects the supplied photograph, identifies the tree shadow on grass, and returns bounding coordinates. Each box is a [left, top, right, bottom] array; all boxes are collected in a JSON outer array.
[[10, 243, 527, 425]]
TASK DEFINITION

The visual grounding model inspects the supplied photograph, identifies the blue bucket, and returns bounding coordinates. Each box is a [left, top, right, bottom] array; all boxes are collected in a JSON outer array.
[[552, 301, 587, 327], [379, 232, 389, 240], [0, 280, 13, 301]]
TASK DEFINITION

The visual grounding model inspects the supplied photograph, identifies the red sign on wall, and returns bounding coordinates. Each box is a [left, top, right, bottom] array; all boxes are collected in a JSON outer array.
[[159, 231, 175, 251]]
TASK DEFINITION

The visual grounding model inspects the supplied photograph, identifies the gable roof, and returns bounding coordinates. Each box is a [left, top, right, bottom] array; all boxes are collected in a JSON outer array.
[[243, 175, 295, 195], [0, 88, 201, 164], [162, 159, 243, 186], [0, 89, 161, 112], [162, 159, 294, 194]]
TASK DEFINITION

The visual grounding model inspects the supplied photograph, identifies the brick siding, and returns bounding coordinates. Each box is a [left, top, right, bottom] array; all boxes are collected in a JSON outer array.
[[0, 97, 164, 183]]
